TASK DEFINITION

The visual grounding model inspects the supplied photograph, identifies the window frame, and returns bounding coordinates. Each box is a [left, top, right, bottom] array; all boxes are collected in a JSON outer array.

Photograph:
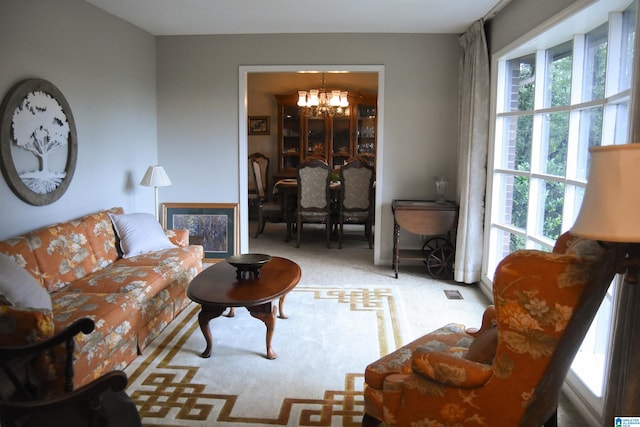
[[483, 0, 636, 422]]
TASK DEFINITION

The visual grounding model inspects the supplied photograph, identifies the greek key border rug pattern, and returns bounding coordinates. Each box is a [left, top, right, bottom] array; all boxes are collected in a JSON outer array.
[[125, 287, 403, 426]]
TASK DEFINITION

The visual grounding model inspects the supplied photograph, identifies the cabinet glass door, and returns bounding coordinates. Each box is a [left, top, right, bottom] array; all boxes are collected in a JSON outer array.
[[282, 105, 301, 170], [306, 116, 326, 159], [332, 115, 351, 169], [357, 104, 376, 166]]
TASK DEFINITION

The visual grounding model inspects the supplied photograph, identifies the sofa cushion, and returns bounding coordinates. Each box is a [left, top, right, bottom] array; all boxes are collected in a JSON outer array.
[[83, 208, 123, 268], [0, 236, 44, 287], [0, 253, 52, 310], [109, 213, 176, 258], [51, 292, 138, 354], [364, 323, 469, 390], [28, 219, 98, 292]]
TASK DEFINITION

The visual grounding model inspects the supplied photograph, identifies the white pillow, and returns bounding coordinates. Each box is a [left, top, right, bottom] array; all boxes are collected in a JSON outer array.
[[0, 253, 52, 310], [109, 212, 176, 258]]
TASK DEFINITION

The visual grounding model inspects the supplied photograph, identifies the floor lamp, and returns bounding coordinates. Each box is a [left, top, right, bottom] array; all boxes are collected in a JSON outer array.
[[570, 144, 640, 419], [140, 165, 172, 221]]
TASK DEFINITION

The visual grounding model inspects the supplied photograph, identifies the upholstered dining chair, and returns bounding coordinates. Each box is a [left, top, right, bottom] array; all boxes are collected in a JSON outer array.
[[363, 232, 617, 427], [0, 317, 141, 427], [248, 153, 269, 213], [248, 153, 269, 193], [251, 156, 285, 238], [296, 158, 332, 248], [338, 158, 374, 249]]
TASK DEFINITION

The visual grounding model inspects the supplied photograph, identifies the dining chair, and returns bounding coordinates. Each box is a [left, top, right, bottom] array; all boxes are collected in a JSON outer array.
[[248, 153, 269, 209], [251, 156, 285, 238], [338, 158, 374, 249], [296, 158, 332, 248]]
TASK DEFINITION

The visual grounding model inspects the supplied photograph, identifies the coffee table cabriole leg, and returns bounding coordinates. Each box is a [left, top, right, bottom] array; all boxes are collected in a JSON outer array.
[[197, 306, 227, 358], [247, 302, 278, 360], [277, 295, 288, 319]]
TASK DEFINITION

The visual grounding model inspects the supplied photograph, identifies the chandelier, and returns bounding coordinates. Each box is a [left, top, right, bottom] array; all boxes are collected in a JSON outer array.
[[297, 73, 349, 117]]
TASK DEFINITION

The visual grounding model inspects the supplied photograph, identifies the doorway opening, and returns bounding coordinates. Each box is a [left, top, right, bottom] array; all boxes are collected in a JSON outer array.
[[238, 65, 385, 264]]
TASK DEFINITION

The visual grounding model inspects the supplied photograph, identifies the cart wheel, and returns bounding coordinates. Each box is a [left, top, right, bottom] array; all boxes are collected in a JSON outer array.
[[425, 243, 455, 280], [422, 236, 449, 253]]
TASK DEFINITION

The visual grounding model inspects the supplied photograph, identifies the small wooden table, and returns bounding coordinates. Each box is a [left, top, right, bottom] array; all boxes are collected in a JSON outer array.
[[187, 256, 301, 359], [392, 200, 458, 278]]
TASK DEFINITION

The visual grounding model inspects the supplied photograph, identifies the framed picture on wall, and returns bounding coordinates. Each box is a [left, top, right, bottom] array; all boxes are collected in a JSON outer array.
[[248, 116, 270, 135], [0, 79, 78, 206], [162, 202, 239, 261]]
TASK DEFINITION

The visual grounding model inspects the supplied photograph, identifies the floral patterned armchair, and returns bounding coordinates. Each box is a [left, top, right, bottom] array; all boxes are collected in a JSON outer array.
[[363, 232, 617, 426]]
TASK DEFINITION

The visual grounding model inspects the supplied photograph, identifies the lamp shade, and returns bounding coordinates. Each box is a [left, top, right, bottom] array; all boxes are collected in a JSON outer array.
[[140, 165, 172, 187], [571, 144, 640, 242]]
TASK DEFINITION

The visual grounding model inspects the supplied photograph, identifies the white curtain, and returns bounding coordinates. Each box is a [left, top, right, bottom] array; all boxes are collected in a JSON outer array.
[[454, 20, 489, 284]]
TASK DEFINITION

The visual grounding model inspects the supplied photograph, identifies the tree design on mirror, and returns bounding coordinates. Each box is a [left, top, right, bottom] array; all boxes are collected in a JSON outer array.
[[0, 79, 77, 205]]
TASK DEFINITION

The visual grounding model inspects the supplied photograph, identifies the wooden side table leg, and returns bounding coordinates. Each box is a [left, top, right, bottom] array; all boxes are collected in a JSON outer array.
[[197, 305, 226, 358], [393, 220, 400, 279], [248, 303, 278, 359]]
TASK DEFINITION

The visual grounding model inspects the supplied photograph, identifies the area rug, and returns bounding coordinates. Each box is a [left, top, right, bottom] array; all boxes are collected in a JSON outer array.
[[124, 286, 403, 426]]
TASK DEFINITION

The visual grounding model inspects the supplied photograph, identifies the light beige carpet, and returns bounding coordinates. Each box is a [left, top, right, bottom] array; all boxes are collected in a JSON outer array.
[[125, 285, 403, 427]]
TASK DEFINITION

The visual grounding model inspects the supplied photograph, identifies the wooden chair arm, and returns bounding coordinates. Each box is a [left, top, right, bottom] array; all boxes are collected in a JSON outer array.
[[0, 370, 127, 411], [0, 317, 95, 395], [0, 371, 137, 427], [0, 318, 94, 360]]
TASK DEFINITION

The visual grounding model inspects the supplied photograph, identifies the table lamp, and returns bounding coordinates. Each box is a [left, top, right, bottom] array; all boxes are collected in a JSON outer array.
[[140, 165, 172, 221], [570, 144, 640, 281]]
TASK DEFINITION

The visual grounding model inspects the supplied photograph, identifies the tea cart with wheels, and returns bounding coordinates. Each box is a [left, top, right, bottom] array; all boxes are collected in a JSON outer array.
[[391, 200, 458, 279]]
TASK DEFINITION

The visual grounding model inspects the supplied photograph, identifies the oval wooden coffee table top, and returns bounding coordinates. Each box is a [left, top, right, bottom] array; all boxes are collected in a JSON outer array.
[[187, 256, 301, 359], [187, 256, 301, 307]]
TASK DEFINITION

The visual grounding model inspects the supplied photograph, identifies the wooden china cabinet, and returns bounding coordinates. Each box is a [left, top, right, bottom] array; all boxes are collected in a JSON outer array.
[[274, 94, 377, 179]]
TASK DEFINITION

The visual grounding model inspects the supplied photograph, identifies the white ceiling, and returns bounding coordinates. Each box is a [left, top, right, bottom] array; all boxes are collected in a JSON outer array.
[[84, 0, 508, 36]]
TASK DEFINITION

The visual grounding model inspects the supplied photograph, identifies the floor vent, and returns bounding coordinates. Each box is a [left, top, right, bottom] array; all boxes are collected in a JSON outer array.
[[444, 290, 463, 300]]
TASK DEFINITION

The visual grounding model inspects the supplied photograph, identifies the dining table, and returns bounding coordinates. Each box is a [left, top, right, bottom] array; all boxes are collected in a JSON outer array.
[[272, 178, 341, 242]]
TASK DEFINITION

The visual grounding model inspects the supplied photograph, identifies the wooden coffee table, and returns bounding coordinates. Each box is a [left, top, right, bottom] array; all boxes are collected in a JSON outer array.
[[187, 256, 301, 359]]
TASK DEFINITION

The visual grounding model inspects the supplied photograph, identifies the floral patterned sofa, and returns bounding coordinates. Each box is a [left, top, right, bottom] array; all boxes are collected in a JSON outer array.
[[0, 207, 203, 392], [363, 232, 617, 426]]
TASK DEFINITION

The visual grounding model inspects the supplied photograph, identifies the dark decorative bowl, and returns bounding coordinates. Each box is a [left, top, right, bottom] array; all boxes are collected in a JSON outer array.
[[226, 254, 272, 279]]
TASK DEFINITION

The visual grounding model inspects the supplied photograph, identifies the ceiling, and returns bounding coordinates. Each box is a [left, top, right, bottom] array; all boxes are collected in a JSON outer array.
[[248, 72, 380, 98], [84, 0, 509, 36]]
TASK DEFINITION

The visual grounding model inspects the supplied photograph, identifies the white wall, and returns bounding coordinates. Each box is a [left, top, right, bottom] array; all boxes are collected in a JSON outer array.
[[0, 4, 463, 262], [0, 0, 157, 240], [156, 33, 461, 262], [486, 0, 583, 54]]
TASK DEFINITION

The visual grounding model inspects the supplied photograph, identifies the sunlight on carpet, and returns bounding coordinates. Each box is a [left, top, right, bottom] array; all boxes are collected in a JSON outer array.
[[125, 286, 402, 426]]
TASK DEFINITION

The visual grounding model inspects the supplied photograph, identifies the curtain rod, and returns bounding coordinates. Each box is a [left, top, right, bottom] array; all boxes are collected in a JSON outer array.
[[483, 0, 513, 21]]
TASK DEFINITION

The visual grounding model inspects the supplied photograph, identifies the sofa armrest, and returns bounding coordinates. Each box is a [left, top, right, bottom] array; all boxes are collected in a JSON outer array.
[[164, 229, 189, 247], [412, 350, 493, 388], [466, 305, 496, 336], [0, 306, 54, 347]]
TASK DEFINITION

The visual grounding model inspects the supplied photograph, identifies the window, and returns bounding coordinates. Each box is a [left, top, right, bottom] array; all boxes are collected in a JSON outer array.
[[486, 0, 636, 418]]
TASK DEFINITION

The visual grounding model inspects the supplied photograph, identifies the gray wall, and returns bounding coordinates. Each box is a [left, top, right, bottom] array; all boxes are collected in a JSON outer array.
[[156, 34, 461, 261], [486, 0, 585, 53], [0, 0, 157, 240], [0, 0, 585, 262]]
